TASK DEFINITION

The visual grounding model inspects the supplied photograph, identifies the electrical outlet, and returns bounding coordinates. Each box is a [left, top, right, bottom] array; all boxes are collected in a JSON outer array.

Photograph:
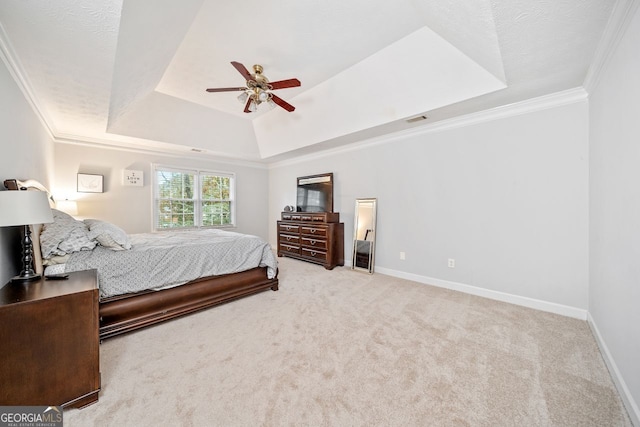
[[400, 252, 406, 260], [448, 258, 455, 268]]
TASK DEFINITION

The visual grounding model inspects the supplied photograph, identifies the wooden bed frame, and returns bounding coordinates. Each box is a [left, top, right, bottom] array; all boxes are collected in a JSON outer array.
[[4, 179, 279, 341], [99, 267, 278, 340]]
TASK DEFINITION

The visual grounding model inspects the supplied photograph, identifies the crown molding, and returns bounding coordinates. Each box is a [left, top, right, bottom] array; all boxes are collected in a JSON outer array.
[[0, 22, 56, 140], [55, 135, 269, 170], [268, 87, 588, 169], [583, 0, 639, 93]]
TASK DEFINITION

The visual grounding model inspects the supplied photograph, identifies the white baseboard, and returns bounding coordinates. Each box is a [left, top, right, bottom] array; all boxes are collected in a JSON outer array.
[[587, 313, 640, 426], [374, 266, 588, 320]]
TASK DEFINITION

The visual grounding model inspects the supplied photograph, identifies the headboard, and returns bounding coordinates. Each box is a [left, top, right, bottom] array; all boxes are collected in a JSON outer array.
[[4, 179, 55, 206]]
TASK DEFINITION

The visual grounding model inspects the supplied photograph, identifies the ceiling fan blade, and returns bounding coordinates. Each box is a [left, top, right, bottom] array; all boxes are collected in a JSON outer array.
[[271, 94, 295, 112], [269, 78, 301, 90], [243, 97, 253, 113], [231, 61, 253, 81], [206, 87, 246, 92]]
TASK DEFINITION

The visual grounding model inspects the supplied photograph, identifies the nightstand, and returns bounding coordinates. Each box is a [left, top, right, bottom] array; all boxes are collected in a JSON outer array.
[[0, 269, 100, 408]]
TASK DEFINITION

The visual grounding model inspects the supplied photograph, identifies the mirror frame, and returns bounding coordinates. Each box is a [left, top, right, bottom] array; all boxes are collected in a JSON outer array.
[[352, 198, 377, 274]]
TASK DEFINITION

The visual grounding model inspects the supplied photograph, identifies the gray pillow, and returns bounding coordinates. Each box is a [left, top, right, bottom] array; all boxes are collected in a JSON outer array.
[[40, 209, 96, 258], [84, 219, 132, 251]]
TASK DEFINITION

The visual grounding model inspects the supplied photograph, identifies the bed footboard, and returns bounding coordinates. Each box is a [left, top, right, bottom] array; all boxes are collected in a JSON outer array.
[[99, 267, 278, 340]]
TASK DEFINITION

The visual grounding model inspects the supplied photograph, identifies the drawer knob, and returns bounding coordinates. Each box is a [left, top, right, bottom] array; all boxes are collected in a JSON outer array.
[[310, 239, 316, 245], [310, 251, 316, 256]]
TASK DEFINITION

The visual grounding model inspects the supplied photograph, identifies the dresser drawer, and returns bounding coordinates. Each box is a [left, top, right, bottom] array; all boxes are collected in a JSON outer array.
[[279, 233, 300, 245], [301, 247, 328, 262], [300, 236, 328, 250], [281, 212, 340, 223], [279, 223, 300, 233], [277, 218, 343, 270], [300, 225, 328, 238], [279, 243, 300, 255]]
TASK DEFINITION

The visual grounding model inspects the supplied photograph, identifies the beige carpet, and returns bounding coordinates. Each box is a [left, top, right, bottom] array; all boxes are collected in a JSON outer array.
[[65, 257, 632, 426]]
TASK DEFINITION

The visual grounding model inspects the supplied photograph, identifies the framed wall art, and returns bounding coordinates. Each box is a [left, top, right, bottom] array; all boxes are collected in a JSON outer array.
[[123, 169, 143, 187], [77, 173, 104, 193]]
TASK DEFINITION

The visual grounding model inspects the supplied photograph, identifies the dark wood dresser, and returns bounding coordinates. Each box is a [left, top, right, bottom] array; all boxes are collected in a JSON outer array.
[[0, 269, 100, 408], [277, 212, 344, 269]]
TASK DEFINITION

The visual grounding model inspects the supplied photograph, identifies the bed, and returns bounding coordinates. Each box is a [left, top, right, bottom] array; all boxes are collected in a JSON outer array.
[[5, 180, 279, 340], [45, 212, 278, 340]]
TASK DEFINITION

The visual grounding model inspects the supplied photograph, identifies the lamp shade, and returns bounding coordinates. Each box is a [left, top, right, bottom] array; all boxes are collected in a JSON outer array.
[[0, 191, 54, 227]]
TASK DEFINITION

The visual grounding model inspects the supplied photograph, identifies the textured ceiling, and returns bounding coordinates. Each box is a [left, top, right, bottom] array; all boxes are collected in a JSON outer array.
[[0, 0, 616, 162]]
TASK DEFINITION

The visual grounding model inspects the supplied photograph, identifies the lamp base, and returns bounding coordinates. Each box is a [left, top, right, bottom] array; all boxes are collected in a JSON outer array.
[[11, 271, 41, 283], [12, 224, 41, 283]]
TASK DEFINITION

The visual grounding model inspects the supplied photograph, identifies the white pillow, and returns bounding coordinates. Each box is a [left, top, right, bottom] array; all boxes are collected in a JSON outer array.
[[84, 219, 132, 251]]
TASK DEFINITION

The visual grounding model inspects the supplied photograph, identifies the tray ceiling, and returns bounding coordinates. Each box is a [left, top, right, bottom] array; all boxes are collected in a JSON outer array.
[[0, 0, 616, 162]]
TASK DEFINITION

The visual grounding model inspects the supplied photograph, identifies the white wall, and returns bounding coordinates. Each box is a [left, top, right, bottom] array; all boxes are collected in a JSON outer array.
[[0, 57, 54, 285], [53, 143, 270, 239], [270, 99, 590, 312], [588, 4, 640, 423]]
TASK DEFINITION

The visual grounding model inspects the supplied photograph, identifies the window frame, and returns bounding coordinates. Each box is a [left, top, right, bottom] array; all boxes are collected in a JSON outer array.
[[152, 164, 236, 231]]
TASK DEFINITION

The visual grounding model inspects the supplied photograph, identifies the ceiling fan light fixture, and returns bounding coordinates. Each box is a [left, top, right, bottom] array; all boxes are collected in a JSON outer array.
[[257, 90, 270, 103], [248, 99, 258, 112], [237, 91, 248, 104], [264, 99, 277, 110]]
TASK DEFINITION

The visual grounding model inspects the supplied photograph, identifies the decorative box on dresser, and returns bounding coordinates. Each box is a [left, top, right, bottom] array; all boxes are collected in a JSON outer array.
[[277, 212, 344, 270], [0, 269, 100, 408]]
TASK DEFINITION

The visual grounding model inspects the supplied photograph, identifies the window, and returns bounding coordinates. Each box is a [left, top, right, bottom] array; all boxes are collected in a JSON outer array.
[[153, 166, 235, 230]]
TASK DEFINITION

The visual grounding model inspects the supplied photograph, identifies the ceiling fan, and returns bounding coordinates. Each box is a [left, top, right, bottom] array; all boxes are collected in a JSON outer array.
[[206, 61, 301, 113]]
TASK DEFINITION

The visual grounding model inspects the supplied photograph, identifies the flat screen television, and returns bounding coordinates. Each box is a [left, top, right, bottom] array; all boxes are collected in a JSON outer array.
[[296, 173, 333, 212]]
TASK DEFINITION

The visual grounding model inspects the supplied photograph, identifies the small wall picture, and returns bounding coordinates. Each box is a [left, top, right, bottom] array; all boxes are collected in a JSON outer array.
[[123, 169, 143, 187], [77, 173, 104, 193]]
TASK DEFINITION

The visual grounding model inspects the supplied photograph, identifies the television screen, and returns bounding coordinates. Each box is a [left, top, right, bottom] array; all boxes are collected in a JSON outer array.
[[296, 173, 333, 212]]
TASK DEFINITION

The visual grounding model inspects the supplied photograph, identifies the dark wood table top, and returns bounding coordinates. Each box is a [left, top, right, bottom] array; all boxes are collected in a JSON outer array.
[[0, 269, 97, 305]]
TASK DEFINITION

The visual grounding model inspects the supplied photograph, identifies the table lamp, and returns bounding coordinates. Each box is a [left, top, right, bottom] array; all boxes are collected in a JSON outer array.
[[0, 190, 54, 282]]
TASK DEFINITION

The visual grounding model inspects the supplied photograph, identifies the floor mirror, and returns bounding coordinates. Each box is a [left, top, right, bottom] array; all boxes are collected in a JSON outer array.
[[352, 198, 377, 274]]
